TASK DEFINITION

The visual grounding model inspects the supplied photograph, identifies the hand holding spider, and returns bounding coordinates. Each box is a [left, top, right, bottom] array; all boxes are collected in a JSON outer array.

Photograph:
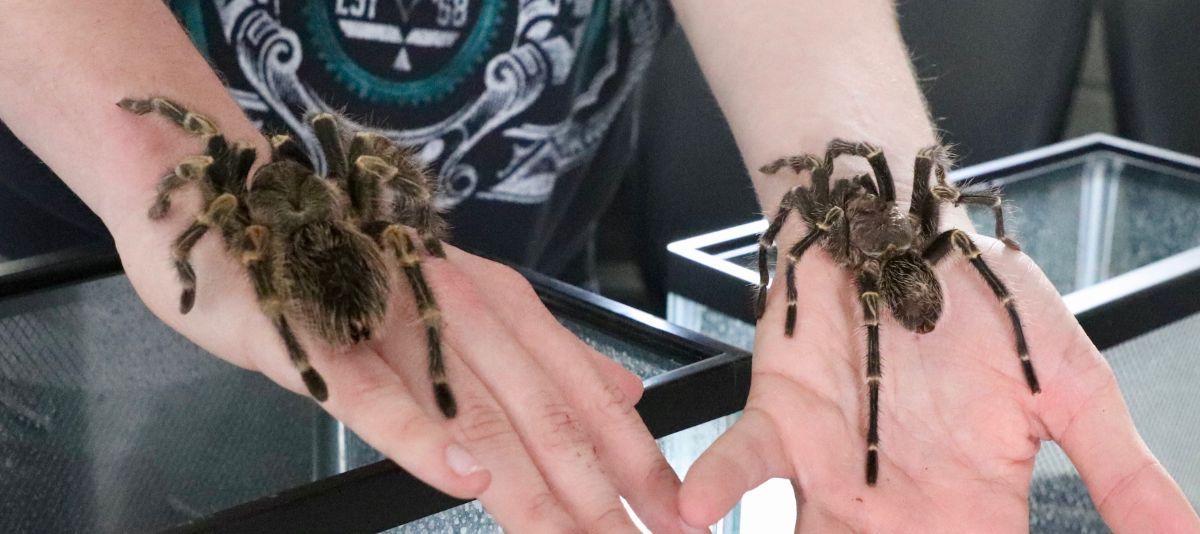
[[677, 144, 1198, 532], [111, 98, 703, 533]]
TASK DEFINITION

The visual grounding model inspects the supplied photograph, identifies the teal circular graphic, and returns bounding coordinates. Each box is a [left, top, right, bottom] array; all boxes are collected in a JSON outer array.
[[304, 0, 504, 106]]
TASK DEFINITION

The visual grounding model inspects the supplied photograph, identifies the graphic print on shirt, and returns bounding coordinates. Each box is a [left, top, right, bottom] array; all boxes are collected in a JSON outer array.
[[174, 0, 664, 209]]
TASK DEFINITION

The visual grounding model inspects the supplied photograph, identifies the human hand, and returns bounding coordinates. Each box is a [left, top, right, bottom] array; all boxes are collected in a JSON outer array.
[[109, 192, 702, 532], [677, 234, 1199, 532]]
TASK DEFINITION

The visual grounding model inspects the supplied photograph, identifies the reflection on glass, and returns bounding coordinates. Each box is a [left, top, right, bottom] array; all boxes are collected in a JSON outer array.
[[0, 273, 691, 533], [0, 275, 321, 533], [966, 151, 1200, 293]]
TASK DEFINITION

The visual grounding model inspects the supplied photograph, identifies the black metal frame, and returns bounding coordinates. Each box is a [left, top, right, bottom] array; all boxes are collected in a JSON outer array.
[[0, 243, 751, 533], [666, 134, 1200, 351]]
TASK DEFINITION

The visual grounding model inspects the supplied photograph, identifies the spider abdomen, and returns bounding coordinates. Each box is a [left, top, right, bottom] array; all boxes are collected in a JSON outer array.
[[881, 251, 944, 334], [281, 222, 390, 345]]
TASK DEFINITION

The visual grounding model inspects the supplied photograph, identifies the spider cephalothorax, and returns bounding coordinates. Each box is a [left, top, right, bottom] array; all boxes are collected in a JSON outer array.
[[120, 96, 458, 417], [756, 140, 1039, 485]]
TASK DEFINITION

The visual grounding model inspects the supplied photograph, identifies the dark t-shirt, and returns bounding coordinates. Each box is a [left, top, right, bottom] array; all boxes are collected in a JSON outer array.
[[0, 0, 672, 280]]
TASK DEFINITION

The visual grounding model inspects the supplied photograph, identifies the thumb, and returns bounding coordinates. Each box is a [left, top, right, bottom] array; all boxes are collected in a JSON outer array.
[[679, 408, 790, 528], [1044, 341, 1199, 532]]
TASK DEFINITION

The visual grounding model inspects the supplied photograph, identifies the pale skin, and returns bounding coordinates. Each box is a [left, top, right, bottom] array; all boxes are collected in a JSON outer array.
[[671, 0, 1200, 531], [1, 1, 1195, 533], [0, 2, 699, 533]]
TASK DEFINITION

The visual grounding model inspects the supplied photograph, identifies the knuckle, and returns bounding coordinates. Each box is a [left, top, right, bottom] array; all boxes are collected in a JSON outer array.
[[341, 376, 398, 414], [641, 457, 678, 490], [588, 379, 636, 422], [393, 407, 432, 440], [454, 403, 512, 448], [538, 400, 589, 453], [589, 506, 634, 533], [522, 490, 564, 525]]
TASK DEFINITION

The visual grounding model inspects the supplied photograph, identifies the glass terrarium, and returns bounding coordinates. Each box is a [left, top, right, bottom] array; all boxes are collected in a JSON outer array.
[[0, 244, 749, 533]]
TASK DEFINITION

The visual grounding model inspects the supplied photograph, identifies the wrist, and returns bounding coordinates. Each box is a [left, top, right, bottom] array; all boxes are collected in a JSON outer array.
[[102, 104, 269, 235]]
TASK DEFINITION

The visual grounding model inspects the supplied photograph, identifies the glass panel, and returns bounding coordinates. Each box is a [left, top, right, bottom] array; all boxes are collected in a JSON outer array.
[[0, 275, 321, 533], [966, 157, 1086, 293], [966, 150, 1200, 294], [0, 272, 690, 533], [1107, 156, 1200, 275], [677, 149, 1200, 306]]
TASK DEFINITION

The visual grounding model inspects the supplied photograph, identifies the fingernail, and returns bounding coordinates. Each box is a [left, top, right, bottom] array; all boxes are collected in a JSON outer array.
[[445, 443, 482, 476]]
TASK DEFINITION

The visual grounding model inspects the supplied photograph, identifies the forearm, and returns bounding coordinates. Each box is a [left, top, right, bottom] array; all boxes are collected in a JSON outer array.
[[0, 0, 265, 233], [670, 0, 935, 217]]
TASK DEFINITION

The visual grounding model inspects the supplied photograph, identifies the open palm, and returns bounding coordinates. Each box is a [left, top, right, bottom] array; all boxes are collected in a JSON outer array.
[[679, 234, 1198, 532], [106, 160, 697, 533]]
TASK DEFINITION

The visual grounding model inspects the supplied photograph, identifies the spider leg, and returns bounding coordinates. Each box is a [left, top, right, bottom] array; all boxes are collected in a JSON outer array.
[[756, 203, 791, 319], [360, 134, 447, 257], [755, 187, 805, 318], [910, 148, 941, 242], [171, 193, 238, 314], [148, 155, 213, 219], [380, 225, 456, 418], [347, 154, 392, 222], [853, 174, 878, 197], [413, 173, 450, 258], [228, 143, 258, 196], [269, 134, 315, 170], [411, 205, 448, 258], [857, 271, 884, 486], [118, 96, 218, 137], [922, 144, 954, 188], [759, 153, 822, 175], [241, 224, 329, 401], [827, 139, 896, 202], [781, 207, 841, 336], [759, 154, 830, 199], [782, 226, 822, 337], [310, 113, 348, 179], [923, 229, 1040, 393], [351, 149, 448, 258], [753, 193, 792, 319], [950, 193, 1021, 250]]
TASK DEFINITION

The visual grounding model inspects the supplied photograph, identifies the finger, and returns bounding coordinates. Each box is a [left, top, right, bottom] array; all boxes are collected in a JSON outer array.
[[448, 248, 644, 405], [496, 290, 695, 530], [442, 252, 682, 529], [591, 349, 645, 405], [430, 270, 639, 533], [1044, 341, 1200, 531], [442, 354, 580, 533], [314, 346, 491, 499], [679, 408, 789, 529], [371, 289, 581, 533], [472, 274, 694, 532]]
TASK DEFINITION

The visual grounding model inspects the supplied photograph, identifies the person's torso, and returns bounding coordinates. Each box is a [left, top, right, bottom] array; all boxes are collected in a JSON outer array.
[[167, 0, 671, 275]]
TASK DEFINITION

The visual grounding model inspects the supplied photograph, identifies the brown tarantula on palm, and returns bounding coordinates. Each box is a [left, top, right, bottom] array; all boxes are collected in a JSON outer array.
[[755, 140, 1039, 485], [119, 96, 458, 417]]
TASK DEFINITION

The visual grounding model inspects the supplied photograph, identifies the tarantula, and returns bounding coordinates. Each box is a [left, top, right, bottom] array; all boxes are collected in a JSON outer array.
[[119, 96, 457, 417], [755, 140, 1040, 485]]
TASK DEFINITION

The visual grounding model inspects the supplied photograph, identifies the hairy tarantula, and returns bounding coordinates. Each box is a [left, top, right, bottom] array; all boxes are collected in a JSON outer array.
[[755, 140, 1040, 485], [119, 96, 458, 417]]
